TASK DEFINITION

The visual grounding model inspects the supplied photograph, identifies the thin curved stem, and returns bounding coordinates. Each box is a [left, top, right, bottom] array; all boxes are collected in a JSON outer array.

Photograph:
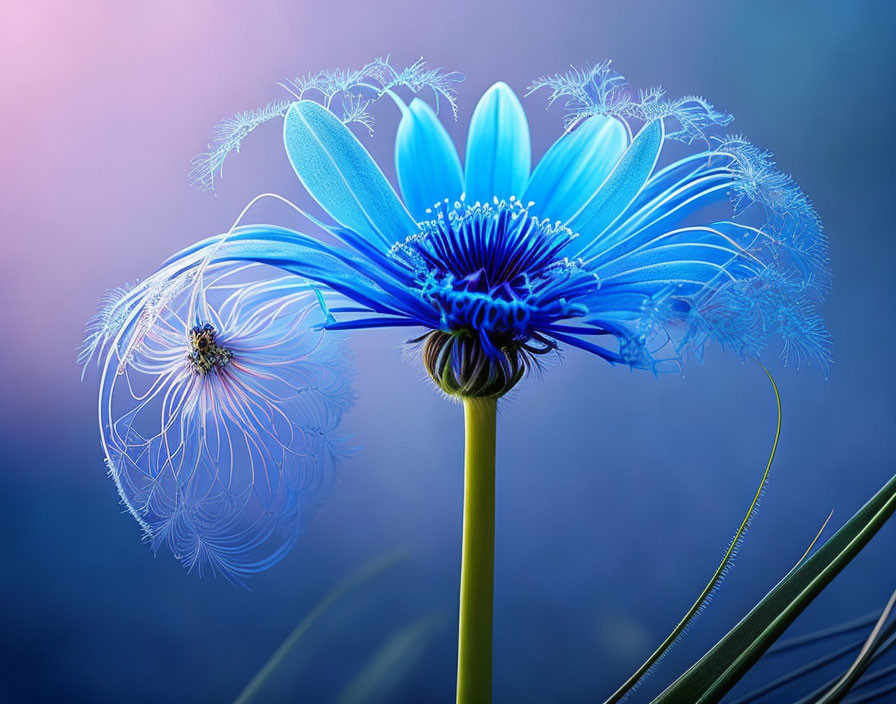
[[813, 590, 896, 704], [456, 397, 497, 704], [766, 609, 882, 658], [603, 365, 782, 704]]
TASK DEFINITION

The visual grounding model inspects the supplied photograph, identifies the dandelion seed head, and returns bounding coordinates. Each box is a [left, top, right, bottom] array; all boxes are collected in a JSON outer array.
[[94, 263, 354, 584]]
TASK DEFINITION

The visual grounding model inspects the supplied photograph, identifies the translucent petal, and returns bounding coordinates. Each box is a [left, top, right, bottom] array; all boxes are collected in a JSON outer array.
[[395, 98, 463, 221], [464, 82, 531, 203], [587, 173, 734, 268], [99, 263, 354, 584], [283, 101, 417, 249], [568, 120, 664, 257], [524, 115, 629, 223], [597, 243, 755, 287]]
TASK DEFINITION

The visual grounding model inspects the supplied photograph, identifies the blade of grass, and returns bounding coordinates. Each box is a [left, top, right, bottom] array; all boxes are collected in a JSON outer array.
[[793, 633, 896, 704], [793, 510, 835, 567], [766, 610, 882, 658], [233, 548, 408, 704], [843, 673, 896, 704], [732, 603, 895, 704], [813, 589, 896, 704], [727, 636, 866, 704], [651, 471, 896, 704], [602, 366, 782, 704], [334, 612, 444, 704], [848, 661, 896, 693]]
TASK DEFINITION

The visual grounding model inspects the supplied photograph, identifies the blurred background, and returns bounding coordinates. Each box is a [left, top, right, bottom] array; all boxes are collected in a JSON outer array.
[[1, 1, 894, 701]]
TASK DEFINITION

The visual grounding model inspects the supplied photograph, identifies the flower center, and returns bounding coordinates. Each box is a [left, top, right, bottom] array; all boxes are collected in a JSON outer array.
[[392, 198, 590, 348], [188, 323, 233, 375], [392, 198, 599, 398]]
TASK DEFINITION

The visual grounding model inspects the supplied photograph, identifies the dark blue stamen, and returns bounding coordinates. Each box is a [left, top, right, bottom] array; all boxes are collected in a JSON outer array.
[[391, 198, 598, 355]]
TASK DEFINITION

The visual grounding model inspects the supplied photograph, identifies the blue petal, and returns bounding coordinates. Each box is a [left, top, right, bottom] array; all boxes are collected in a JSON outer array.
[[524, 116, 628, 223], [625, 152, 718, 205], [594, 155, 734, 261], [395, 98, 464, 221], [596, 241, 756, 286], [464, 82, 531, 203], [568, 120, 664, 257], [283, 101, 417, 249], [547, 328, 626, 365], [163, 225, 437, 324], [588, 172, 734, 268]]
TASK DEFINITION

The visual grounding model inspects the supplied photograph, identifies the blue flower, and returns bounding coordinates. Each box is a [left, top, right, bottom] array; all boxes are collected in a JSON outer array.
[[82, 262, 354, 584], [178, 58, 829, 397], [83, 57, 830, 580]]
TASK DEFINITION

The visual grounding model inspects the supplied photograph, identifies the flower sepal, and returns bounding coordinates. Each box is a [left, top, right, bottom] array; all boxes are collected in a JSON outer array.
[[421, 330, 526, 399]]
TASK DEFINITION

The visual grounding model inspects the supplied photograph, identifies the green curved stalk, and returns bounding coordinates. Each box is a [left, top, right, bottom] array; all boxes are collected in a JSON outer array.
[[604, 366, 782, 704], [652, 469, 896, 703], [766, 609, 881, 657], [729, 636, 867, 704], [793, 633, 896, 703], [845, 679, 896, 704], [456, 397, 497, 704], [813, 591, 896, 704]]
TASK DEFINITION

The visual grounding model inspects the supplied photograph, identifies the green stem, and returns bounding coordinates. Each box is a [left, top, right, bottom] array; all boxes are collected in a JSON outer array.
[[456, 396, 497, 704]]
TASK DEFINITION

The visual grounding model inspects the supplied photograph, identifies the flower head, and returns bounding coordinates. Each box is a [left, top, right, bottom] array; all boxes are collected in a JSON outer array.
[[83, 263, 354, 584], [393, 197, 594, 395], [175, 58, 829, 398]]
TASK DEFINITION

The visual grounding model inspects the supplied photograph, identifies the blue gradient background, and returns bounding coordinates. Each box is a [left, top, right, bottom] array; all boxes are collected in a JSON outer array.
[[1, 1, 894, 701]]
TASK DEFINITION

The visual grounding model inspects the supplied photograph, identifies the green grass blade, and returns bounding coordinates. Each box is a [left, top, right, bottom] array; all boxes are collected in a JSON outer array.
[[735, 605, 896, 704], [651, 471, 896, 704], [844, 660, 896, 692], [233, 548, 408, 704], [812, 590, 896, 704], [766, 610, 882, 657], [728, 636, 865, 704], [794, 632, 896, 704], [603, 366, 781, 704], [334, 612, 444, 704], [850, 661, 896, 693], [843, 667, 896, 704]]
